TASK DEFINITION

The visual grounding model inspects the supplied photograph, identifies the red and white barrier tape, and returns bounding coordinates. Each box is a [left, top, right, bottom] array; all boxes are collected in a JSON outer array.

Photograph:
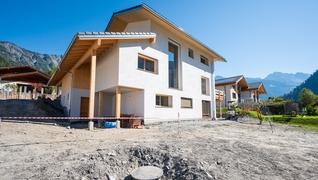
[[0, 116, 143, 120]]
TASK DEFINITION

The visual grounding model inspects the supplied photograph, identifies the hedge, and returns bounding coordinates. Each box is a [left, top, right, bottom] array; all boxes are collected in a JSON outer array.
[[272, 117, 318, 125]]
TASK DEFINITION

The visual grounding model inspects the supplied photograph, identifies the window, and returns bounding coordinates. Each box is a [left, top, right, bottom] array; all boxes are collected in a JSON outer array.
[[181, 97, 192, 108], [168, 42, 179, 88], [232, 93, 236, 99], [202, 100, 211, 117], [138, 55, 156, 73], [156, 95, 172, 107], [200, 55, 209, 66], [188, 48, 194, 59], [201, 77, 209, 95]]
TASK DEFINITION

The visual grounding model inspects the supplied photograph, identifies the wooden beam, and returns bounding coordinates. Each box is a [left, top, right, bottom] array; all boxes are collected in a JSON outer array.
[[98, 91, 103, 117], [88, 49, 97, 118], [150, 37, 156, 44], [70, 39, 101, 72], [115, 86, 121, 118]]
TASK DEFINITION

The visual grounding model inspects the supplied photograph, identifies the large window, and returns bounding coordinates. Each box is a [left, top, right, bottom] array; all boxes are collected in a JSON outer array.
[[201, 77, 209, 95], [168, 42, 179, 88], [181, 97, 192, 108], [138, 55, 156, 73], [156, 94, 172, 107], [200, 55, 209, 66], [202, 100, 211, 117]]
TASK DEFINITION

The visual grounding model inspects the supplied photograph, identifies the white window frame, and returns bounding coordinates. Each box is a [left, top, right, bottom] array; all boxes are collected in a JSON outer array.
[[156, 94, 172, 107], [201, 77, 210, 95], [181, 97, 193, 108], [137, 54, 158, 74], [200, 55, 209, 66]]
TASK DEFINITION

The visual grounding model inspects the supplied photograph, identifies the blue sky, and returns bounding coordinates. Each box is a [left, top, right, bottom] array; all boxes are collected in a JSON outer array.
[[1, 0, 317, 78]]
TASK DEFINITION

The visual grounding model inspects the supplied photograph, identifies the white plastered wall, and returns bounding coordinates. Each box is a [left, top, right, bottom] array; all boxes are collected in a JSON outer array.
[[116, 20, 217, 122]]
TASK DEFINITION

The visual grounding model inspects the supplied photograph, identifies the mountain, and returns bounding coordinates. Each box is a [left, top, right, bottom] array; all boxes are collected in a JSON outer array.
[[216, 72, 311, 99], [282, 70, 318, 101], [264, 72, 310, 86], [0, 41, 62, 73]]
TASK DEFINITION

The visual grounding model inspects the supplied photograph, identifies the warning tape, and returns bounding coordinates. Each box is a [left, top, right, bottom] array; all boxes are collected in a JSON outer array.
[[0, 116, 143, 120]]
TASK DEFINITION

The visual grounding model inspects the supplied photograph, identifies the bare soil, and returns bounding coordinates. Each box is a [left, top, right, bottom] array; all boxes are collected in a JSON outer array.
[[0, 118, 317, 180], [0, 100, 318, 179]]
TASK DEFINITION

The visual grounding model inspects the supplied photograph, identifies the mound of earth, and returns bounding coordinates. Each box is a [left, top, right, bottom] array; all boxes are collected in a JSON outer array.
[[0, 98, 66, 117], [0, 119, 317, 179]]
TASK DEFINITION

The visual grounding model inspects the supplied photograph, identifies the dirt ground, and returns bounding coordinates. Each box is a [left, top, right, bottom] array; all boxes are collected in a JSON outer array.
[[0, 117, 318, 180]]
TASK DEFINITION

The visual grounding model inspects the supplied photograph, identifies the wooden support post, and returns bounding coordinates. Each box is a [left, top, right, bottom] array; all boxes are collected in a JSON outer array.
[[24, 86, 27, 99], [115, 86, 121, 118], [89, 49, 97, 119], [98, 91, 103, 117], [19, 86, 22, 99]]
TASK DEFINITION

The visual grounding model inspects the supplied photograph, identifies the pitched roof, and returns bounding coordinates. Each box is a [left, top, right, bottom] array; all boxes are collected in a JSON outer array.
[[215, 75, 248, 88], [242, 82, 267, 94], [0, 66, 50, 84], [105, 3, 226, 63], [48, 32, 156, 86]]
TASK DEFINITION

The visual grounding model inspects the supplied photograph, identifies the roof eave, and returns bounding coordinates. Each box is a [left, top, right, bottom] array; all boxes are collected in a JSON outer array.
[[105, 3, 226, 62]]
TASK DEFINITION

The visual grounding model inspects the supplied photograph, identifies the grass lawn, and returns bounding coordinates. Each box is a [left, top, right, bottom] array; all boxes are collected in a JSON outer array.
[[246, 111, 318, 132]]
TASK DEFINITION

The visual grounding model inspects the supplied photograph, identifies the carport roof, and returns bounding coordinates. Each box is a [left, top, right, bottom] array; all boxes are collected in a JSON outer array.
[[0, 66, 50, 84], [47, 32, 156, 86]]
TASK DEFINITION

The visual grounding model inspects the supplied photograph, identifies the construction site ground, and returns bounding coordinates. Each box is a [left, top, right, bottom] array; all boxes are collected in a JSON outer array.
[[0, 99, 318, 179]]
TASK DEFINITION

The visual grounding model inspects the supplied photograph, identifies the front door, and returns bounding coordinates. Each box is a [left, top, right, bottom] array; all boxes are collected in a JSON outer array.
[[80, 97, 89, 117], [202, 100, 211, 118]]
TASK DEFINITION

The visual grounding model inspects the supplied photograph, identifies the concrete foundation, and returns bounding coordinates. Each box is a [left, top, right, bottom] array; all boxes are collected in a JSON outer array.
[[88, 121, 94, 131]]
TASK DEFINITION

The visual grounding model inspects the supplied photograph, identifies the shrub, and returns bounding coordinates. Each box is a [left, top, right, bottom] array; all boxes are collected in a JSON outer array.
[[272, 117, 318, 125], [268, 103, 284, 115], [307, 106, 318, 116]]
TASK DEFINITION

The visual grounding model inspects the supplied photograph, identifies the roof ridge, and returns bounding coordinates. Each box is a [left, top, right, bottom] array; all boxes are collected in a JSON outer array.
[[215, 75, 244, 81]]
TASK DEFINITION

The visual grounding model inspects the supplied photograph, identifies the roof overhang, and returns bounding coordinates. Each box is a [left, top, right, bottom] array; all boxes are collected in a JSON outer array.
[[48, 32, 156, 86], [241, 82, 267, 94], [0, 66, 50, 84], [215, 75, 248, 88], [105, 4, 226, 63]]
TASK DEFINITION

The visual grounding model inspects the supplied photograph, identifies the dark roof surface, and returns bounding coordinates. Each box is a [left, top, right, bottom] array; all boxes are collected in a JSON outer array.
[[215, 75, 248, 88], [0, 66, 50, 84], [242, 82, 267, 94]]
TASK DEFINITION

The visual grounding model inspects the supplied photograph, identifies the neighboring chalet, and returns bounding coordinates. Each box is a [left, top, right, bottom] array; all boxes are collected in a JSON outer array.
[[0, 65, 51, 99], [47, 4, 226, 122], [215, 75, 266, 107]]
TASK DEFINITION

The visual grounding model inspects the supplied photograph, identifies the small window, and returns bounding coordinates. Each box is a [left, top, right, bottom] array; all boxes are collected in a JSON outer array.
[[181, 97, 192, 108], [138, 55, 156, 73], [201, 77, 209, 95], [188, 48, 194, 59], [200, 55, 209, 66], [156, 94, 172, 107], [232, 93, 236, 99]]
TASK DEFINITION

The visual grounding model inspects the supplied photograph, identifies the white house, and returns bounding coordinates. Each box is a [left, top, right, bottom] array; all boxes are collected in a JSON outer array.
[[48, 4, 226, 123], [215, 75, 266, 107]]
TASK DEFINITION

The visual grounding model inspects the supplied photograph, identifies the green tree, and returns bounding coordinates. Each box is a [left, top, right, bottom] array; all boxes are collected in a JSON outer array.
[[298, 88, 318, 107], [46, 64, 57, 76], [0, 55, 11, 67]]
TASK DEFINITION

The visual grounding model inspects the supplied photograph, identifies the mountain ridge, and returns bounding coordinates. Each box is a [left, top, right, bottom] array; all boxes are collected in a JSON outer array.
[[216, 71, 311, 99], [282, 70, 318, 101], [0, 41, 62, 73], [0, 41, 313, 99]]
